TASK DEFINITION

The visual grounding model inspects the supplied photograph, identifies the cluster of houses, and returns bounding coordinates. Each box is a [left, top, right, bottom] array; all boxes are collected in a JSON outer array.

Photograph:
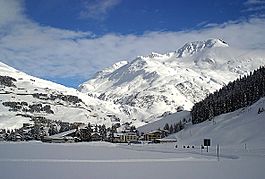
[[42, 126, 177, 144], [0, 121, 177, 144], [0, 123, 36, 142]]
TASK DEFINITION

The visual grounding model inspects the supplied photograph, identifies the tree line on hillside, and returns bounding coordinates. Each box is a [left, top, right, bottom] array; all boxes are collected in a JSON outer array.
[[191, 66, 265, 124], [163, 119, 186, 134]]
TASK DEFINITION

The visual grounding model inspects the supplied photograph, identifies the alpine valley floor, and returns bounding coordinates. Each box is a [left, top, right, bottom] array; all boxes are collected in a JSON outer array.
[[0, 141, 264, 179]]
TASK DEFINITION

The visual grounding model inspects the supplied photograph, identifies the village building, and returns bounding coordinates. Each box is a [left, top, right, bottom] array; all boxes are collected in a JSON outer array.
[[143, 129, 169, 141], [42, 129, 77, 143], [112, 132, 138, 143], [112, 133, 123, 143], [120, 132, 138, 143], [91, 132, 102, 141]]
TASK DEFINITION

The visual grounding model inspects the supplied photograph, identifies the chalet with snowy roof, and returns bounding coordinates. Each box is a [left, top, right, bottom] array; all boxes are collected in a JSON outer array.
[[91, 132, 102, 141], [42, 129, 77, 143]]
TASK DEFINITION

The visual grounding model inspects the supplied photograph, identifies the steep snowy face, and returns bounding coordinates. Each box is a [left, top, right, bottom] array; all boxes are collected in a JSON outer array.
[[79, 60, 128, 93], [79, 39, 265, 121], [0, 62, 129, 129], [93, 60, 128, 79], [176, 38, 229, 58]]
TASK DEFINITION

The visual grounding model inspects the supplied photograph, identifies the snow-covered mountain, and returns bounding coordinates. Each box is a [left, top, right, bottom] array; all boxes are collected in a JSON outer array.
[[1, 38, 265, 129], [79, 38, 265, 120], [0, 62, 129, 129]]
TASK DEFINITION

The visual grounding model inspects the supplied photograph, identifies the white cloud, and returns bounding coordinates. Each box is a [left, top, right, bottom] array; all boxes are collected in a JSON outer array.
[[244, 0, 265, 5], [80, 0, 121, 20], [0, 0, 26, 26], [0, 0, 265, 85], [243, 0, 265, 15]]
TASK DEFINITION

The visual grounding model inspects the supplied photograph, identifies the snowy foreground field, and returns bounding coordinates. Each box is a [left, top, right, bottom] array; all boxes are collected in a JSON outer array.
[[0, 141, 264, 179]]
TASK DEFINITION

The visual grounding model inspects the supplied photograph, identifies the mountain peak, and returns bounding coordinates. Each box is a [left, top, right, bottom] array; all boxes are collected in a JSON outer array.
[[92, 60, 128, 78], [176, 38, 229, 58]]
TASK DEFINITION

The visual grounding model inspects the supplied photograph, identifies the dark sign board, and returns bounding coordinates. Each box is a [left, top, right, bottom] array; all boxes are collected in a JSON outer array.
[[204, 139, 211, 146]]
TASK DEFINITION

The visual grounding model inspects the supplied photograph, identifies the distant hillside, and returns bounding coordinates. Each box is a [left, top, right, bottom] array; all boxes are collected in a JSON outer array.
[[138, 66, 265, 146], [172, 97, 265, 146], [0, 62, 128, 129], [192, 66, 265, 124]]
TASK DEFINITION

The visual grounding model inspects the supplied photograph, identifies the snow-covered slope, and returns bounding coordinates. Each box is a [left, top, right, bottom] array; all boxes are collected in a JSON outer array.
[[0, 62, 129, 129], [137, 110, 191, 134], [137, 96, 265, 146], [79, 38, 265, 120], [171, 97, 265, 146], [176, 38, 229, 58]]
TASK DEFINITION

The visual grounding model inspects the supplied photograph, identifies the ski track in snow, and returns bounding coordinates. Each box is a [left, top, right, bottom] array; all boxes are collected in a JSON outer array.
[[0, 157, 215, 163]]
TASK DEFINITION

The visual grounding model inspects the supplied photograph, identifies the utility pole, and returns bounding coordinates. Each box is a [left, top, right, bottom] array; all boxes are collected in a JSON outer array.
[[217, 144, 220, 161]]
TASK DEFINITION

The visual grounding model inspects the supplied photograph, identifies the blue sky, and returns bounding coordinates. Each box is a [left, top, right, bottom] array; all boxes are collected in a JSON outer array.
[[0, 0, 265, 87], [25, 0, 260, 35]]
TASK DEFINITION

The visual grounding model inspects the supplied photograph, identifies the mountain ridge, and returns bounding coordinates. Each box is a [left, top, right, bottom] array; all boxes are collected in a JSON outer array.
[[79, 38, 265, 121]]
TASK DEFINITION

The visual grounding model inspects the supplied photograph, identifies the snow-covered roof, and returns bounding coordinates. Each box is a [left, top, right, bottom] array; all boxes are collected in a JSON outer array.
[[147, 130, 162, 134], [91, 132, 101, 136], [49, 129, 76, 139], [113, 133, 124, 137], [78, 124, 87, 129], [155, 138, 177, 142], [113, 132, 137, 137]]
